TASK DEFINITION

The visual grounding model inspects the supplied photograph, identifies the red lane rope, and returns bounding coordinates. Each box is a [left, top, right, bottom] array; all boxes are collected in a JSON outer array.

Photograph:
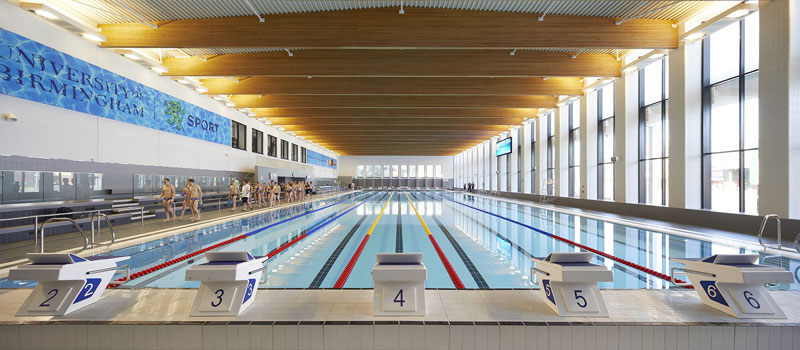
[[334, 193, 394, 289], [427, 234, 465, 289]]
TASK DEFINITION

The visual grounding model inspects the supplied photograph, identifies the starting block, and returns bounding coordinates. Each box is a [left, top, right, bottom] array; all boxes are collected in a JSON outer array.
[[531, 252, 613, 317], [672, 254, 794, 318], [9, 253, 130, 316], [185, 251, 268, 316], [373, 253, 426, 316]]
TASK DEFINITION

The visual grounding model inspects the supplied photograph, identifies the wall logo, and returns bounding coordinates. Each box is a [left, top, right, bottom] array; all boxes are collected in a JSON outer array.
[[163, 100, 185, 130]]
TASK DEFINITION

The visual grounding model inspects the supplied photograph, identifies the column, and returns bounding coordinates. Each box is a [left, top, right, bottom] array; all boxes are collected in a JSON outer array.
[[758, 0, 800, 219], [554, 105, 569, 197], [615, 69, 640, 204], [582, 91, 599, 200], [535, 116, 548, 195], [668, 36, 703, 209]]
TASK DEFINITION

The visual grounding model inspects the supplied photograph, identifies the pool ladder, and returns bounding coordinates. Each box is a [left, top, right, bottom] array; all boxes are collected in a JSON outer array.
[[36, 213, 117, 253]]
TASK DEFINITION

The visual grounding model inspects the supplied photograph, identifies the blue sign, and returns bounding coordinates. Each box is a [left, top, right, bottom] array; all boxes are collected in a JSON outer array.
[[496, 137, 512, 157], [542, 279, 556, 305], [0, 28, 231, 145], [700, 280, 728, 307], [242, 278, 256, 304], [73, 278, 101, 304], [306, 149, 337, 169]]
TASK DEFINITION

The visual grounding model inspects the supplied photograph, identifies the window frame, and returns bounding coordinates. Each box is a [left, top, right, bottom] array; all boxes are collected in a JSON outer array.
[[597, 83, 615, 201], [530, 120, 536, 194], [231, 121, 247, 151], [251, 129, 264, 154], [546, 113, 555, 196], [280, 140, 289, 160], [567, 103, 580, 198], [638, 58, 669, 206], [267, 135, 277, 157]]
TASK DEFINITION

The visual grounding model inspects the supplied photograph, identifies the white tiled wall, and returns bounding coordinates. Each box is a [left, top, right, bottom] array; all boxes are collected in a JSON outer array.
[[1, 323, 799, 350]]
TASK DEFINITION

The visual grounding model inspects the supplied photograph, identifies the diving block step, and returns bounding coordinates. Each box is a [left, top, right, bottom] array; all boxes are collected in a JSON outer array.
[[672, 254, 794, 318], [185, 251, 268, 317], [532, 252, 613, 317], [373, 253, 427, 316], [9, 253, 130, 316]]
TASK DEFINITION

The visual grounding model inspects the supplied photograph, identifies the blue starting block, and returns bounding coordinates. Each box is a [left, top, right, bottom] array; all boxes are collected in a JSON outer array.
[[671, 254, 794, 318], [9, 253, 130, 316], [185, 251, 268, 316], [531, 252, 613, 317], [373, 253, 427, 316]]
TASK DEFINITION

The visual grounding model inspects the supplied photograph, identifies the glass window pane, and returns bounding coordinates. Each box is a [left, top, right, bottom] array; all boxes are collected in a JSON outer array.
[[426, 165, 434, 178], [418, 165, 425, 178], [743, 73, 759, 149], [602, 118, 614, 162], [602, 84, 614, 118], [570, 167, 580, 197], [392, 165, 399, 177], [644, 159, 663, 205], [572, 129, 580, 166], [644, 103, 663, 159], [400, 165, 408, 178], [744, 14, 759, 73], [435, 165, 442, 178], [374, 165, 381, 178], [744, 149, 759, 215], [709, 21, 741, 83], [601, 163, 614, 201], [710, 152, 740, 213], [643, 59, 663, 105], [357, 165, 364, 178], [710, 79, 741, 152], [409, 165, 416, 178], [383, 165, 390, 178], [366, 165, 373, 177]]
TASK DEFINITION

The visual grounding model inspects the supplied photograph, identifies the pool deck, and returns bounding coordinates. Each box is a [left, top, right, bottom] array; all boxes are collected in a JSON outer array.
[[0, 288, 798, 349]]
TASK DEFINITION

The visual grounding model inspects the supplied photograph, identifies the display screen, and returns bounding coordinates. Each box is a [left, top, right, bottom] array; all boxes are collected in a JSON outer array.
[[496, 137, 512, 156]]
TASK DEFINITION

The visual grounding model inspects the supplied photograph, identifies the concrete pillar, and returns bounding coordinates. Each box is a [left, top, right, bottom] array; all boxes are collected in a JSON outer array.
[[535, 116, 548, 194], [555, 105, 569, 196], [523, 121, 533, 193], [582, 91, 599, 200], [758, 0, 800, 219], [615, 70, 640, 204], [668, 35, 703, 209]]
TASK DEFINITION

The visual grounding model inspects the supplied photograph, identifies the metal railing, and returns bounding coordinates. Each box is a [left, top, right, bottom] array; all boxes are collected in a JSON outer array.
[[669, 267, 715, 288], [88, 265, 131, 287], [38, 217, 88, 253], [758, 214, 782, 251], [795, 232, 800, 254], [90, 213, 116, 248]]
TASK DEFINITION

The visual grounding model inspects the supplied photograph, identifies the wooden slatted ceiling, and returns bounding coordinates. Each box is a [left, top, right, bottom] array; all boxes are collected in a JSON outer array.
[[98, 8, 677, 49], [230, 95, 556, 109]]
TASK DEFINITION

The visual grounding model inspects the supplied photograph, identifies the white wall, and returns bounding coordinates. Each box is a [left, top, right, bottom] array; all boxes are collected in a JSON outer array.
[[0, 2, 337, 178], [337, 156, 454, 178]]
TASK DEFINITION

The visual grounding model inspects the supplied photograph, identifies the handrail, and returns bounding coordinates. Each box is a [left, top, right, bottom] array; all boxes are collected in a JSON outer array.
[[38, 217, 88, 253], [88, 264, 130, 286], [794, 232, 800, 254], [249, 263, 269, 285], [758, 214, 782, 251], [669, 267, 714, 288], [90, 212, 116, 248]]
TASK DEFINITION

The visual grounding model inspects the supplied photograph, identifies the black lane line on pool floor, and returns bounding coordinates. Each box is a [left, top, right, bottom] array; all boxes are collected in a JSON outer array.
[[396, 194, 403, 253], [308, 214, 370, 288], [431, 214, 489, 289]]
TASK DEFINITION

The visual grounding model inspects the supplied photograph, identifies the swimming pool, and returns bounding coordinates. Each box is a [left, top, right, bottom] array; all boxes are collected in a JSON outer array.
[[3, 191, 799, 290]]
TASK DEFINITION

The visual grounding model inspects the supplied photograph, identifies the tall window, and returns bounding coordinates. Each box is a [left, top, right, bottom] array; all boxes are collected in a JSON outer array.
[[598, 83, 615, 201], [546, 113, 555, 195], [435, 165, 442, 178], [231, 121, 247, 150], [417, 165, 424, 178], [366, 164, 373, 177], [638, 57, 669, 206], [702, 15, 759, 214], [409, 164, 416, 178], [301, 147, 307, 163], [517, 127, 523, 192], [280, 140, 289, 160], [568, 103, 580, 197], [291, 144, 298, 162], [251, 129, 263, 154], [530, 121, 536, 194], [267, 135, 277, 157], [357, 165, 365, 178]]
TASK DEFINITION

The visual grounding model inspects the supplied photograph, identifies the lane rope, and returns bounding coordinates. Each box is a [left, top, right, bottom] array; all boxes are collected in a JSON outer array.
[[109, 192, 376, 287], [405, 192, 465, 289], [429, 192, 689, 286], [333, 192, 394, 288]]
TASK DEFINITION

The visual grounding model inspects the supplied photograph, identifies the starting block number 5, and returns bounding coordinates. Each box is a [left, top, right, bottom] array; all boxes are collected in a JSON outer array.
[[383, 287, 416, 311]]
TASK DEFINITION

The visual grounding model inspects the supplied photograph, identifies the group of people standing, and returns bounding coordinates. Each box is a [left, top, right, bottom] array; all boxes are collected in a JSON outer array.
[[155, 177, 315, 223], [158, 178, 203, 222], [463, 182, 475, 193], [228, 180, 314, 211]]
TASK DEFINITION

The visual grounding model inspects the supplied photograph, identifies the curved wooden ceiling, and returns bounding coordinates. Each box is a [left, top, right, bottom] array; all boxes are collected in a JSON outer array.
[[92, 5, 682, 155]]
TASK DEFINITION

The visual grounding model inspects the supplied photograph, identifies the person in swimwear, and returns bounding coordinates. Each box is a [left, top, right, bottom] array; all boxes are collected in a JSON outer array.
[[187, 179, 203, 222], [158, 178, 176, 222], [178, 182, 192, 221]]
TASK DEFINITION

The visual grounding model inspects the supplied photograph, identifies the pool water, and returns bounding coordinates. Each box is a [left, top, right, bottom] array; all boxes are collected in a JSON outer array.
[[3, 191, 799, 290]]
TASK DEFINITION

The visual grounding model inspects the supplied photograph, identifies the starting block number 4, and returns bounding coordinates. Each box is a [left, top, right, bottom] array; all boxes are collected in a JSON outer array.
[[382, 287, 417, 312]]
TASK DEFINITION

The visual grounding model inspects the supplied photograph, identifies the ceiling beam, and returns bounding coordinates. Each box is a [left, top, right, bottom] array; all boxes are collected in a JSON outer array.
[[232, 95, 556, 109], [99, 7, 677, 49], [202, 77, 583, 96], [285, 125, 511, 132], [162, 50, 620, 77], [266, 118, 524, 125], [251, 108, 541, 119]]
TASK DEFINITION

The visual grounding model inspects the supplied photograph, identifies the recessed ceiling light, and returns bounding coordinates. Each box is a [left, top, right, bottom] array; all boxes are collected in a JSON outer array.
[[34, 10, 58, 20], [213, 96, 225, 101], [726, 9, 750, 19], [82, 33, 103, 42], [685, 32, 704, 41], [151, 66, 167, 74], [124, 53, 141, 61], [177, 79, 190, 84]]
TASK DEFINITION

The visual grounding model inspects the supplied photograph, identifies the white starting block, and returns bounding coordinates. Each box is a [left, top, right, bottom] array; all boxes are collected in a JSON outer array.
[[185, 251, 268, 317], [531, 252, 613, 317], [373, 253, 426, 316], [671, 254, 794, 318], [8, 253, 130, 316]]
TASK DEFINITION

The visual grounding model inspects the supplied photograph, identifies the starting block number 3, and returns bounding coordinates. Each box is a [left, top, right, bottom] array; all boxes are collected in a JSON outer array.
[[383, 287, 416, 311]]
